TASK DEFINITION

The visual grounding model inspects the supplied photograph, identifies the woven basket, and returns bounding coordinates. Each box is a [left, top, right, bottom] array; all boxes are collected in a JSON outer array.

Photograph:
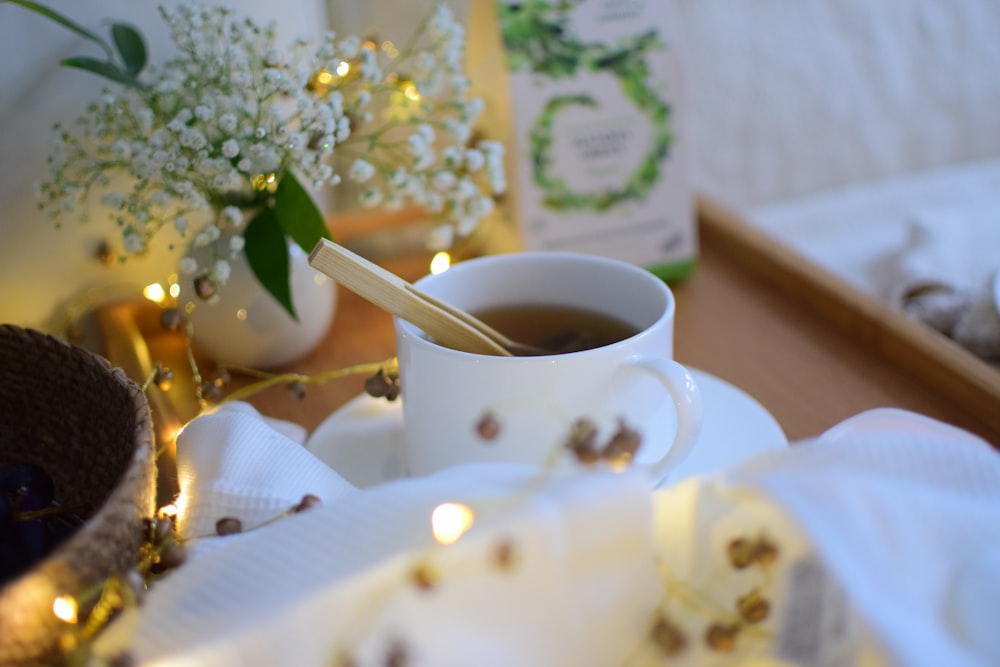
[[0, 325, 156, 665]]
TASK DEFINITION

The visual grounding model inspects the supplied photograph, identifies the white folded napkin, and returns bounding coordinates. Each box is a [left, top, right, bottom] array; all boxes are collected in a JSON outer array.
[[112, 402, 1000, 667], [880, 204, 1000, 361], [173, 402, 356, 541]]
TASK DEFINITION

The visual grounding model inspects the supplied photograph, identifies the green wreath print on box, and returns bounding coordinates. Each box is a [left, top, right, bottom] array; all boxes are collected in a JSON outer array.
[[499, 0, 673, 212]]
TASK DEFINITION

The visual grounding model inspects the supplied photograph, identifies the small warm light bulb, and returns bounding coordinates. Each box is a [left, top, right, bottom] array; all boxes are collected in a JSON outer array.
[[336, 61, 350, 76], [403, 83, 420, 101], [169, 282, 181, 298], [53, 595, 78, 624], [431, 502, 475, 545], [251, 172, 278, 192], [143, 283, 167, 304], [160, 424, 183, 448], [236, 308, 248, 321], [429, 251, 451, 275], [315, 70, 334, 86]]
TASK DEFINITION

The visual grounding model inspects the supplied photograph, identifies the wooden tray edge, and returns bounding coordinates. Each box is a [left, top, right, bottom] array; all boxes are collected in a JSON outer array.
[[696, 195, 1000, 433]]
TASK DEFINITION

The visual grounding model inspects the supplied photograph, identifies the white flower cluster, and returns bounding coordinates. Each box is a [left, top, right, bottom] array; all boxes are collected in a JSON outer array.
[[38, 2, 505, 289]]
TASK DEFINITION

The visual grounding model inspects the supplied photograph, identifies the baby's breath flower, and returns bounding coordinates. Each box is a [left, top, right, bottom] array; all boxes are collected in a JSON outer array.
[[214, 259, 232, 284], [219, 206, 243, 228], [456, 216, 478, 236], [359, 187, 383, 208], [464, 149, 485, 172], [102, 193, 125, 209], [335, 117, 351, 143], [37, 0, 506, 278], [349, 159, 376, 183], [431, 171, 457, 190], [219, 113, 238, 133], [339, 35, 360, 58], [221, 139, 240, 159], [179, 257, 198, 274], [123, 232, 144, 254], [424, 191, 444, 213], [193, 224, 221, 248], [469, 196, 495, 218]]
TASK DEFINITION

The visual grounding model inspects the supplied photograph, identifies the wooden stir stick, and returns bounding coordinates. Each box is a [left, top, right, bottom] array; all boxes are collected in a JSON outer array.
[[308, 239, 515, 356]]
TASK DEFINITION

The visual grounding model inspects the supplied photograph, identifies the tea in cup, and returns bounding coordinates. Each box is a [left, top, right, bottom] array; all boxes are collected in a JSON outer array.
[[394, 252, 702, 483]]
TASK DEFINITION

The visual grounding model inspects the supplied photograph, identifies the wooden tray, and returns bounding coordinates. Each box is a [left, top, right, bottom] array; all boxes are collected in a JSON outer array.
[[684, 197, 1000, 445]]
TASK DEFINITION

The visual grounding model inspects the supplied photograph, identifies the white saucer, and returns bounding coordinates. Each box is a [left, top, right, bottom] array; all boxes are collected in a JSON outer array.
[[305, 368, 788, 488]]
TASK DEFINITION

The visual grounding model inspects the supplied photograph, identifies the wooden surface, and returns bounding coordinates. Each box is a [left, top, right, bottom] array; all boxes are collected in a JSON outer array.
[[222, 207, 1000, 448]]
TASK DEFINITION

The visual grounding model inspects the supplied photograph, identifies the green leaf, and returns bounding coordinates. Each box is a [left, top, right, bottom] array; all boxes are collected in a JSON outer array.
[[60, 56, 145, 89], [8, 0, 112, 57], [271, 171, 331, 254], [244, 207, 297, 321], [111, 23, 147, 75]]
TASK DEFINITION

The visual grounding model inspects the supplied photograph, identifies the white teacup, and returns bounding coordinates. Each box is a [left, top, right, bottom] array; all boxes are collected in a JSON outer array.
[[394, 252, 702, 483]]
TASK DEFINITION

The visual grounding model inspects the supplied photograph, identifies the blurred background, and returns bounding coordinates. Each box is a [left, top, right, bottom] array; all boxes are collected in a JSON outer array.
[[2, 0, 999, 334]]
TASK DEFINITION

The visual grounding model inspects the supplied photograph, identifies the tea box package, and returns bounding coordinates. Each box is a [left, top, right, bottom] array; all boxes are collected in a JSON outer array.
[[468, 0, 697, 281]]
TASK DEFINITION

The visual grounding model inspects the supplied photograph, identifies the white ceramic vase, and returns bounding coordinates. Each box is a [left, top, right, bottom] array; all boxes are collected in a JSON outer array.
[[183, 239, 336, 369]]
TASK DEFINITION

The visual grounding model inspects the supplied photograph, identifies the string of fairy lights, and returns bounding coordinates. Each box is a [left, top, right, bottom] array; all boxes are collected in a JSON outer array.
[[46, 294, 786, 664], [36, 45, 782, 662]]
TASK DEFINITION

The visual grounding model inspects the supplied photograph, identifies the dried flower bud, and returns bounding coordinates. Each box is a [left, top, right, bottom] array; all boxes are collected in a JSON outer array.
[[475, 411, 502, 441], [153, 516, 174, 543], [727, 535, 779, 569], [194, 274, 218, 300], [704, 623, 739, 652], [493, 539, 515, 570], [216, 517, 243, 536], [385, 641, 408, 667], [727, 537, 756, 569], [364, 369, 400, 400], [410, 563, 438, 591], [108, 652, 136, 667], [95, 239, 116, 265], [153, 365, 174, 391], [601, 419, 641, 470], [198, 381, 224, 405], [211, 367, 232, 388], [287, 380, 307, 400], [159, 307, 184, 332], [737, 589, 771, 623], [331, 653, 357, 667], [649, 614, 686, 657], [565, 418, 600, 465], [755, 538, 779, 567], [293, 494, 322, 513]]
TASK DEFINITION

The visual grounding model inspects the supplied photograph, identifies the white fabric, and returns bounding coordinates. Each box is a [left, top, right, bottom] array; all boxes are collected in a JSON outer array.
[[174, 402, 355, 540], [746, 157, 1000, 296], [727, 410, 1000, 666], [746, 160, 1000, 361], [106, 402, 1000, 667], [881, 206, 1000, 360]]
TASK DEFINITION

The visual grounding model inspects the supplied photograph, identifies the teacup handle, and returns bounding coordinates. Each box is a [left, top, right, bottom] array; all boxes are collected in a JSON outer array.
[[622, 357, 703, 483]]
